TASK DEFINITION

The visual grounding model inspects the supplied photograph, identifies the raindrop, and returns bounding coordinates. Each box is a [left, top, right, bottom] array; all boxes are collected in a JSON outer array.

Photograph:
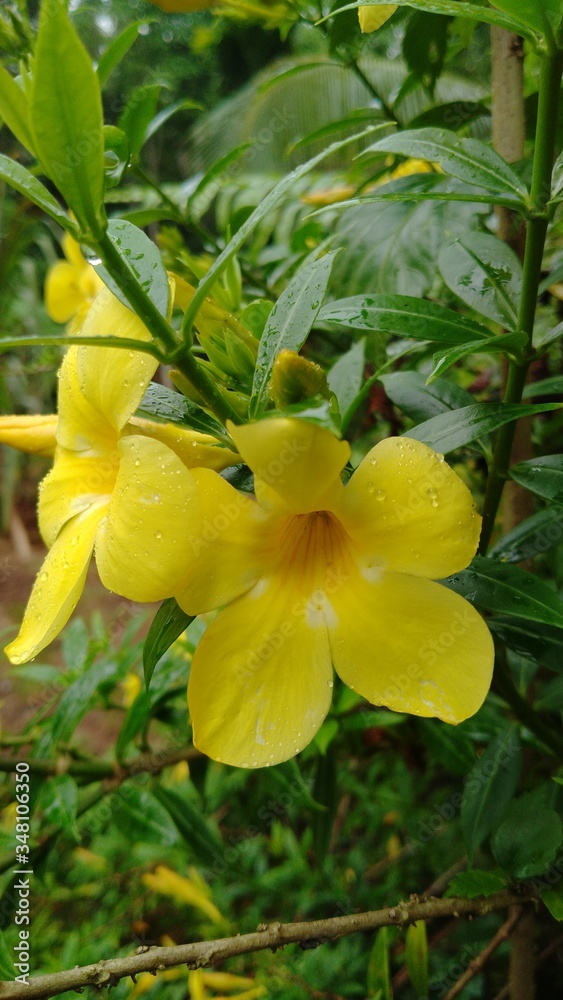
[[375, 489, 386, 502], [366, 481, 375, 494], [154, 530, 162, 540]]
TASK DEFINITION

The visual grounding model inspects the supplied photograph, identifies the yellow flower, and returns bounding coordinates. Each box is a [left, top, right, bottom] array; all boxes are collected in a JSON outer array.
[[358, 4, 398, 33], [176, 418, 494, 768], [119, 672, 142, 707], [4, 288, 237, 666], [45, 234, 104, 332], [142, 865, 224, 925], [0, 415, 58, 456]]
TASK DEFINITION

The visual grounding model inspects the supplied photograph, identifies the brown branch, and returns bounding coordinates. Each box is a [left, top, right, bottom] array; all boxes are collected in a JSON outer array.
[[0, 744, 200, 780], [491, 932, 563, 1000], [0, 891, 537, 1000], [442, 906, 524, 1000]]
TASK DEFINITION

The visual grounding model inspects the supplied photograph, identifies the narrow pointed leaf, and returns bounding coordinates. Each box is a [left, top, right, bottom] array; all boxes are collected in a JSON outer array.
[[250, 250, 340, 416], [445, 555, 563, 628], [406, 403, 559, 454], [97, 21, 149, 87], [330, 1, 537, 39], [510, 456, 563, 504], [188, 143, 253, 221], [489, 507, 563, 564], [0, 64, 35, 154], [328, 339, 366, 417], [143, 598, 194, 690], [0, 154, 74, 230], [381, 371, 475, 424], [460, 727, 521, 863], [91, 218, 170, 317], [365, 128, 529, 205], [429, 330, 527, 381], [320, 294, 492, 343], [438, 232, 522, 328], [30, 0, 106, 238], [152, 785, 224, 866]]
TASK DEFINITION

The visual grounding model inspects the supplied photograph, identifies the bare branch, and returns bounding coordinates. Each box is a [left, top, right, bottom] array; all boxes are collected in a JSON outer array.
[[0, 891, 536, 1000], [443, 906, 524, 1000]]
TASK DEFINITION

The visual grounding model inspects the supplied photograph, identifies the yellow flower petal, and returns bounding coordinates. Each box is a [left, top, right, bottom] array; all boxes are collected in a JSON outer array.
[[176, 469, 267, 615], [94, 435, 200, 601], [62, 233, 87, 270], [339, 438, 481, 579], [0, 414, 58, 456], [142, 866, 224, 924], [76, 287, 158, 433], [45, 261, 87, 323], [358, 4, 397, 33], [57, 348, 116, 454], [329, 569, 494, 724], [5, 505, 105, 664], [200, 972, 256, 991], [188, 578, 333, 767], [227, 418, 349, 514], [126, 417, 238, 471], [38, 448, 116, 547], [189, 969, 208, 1000]]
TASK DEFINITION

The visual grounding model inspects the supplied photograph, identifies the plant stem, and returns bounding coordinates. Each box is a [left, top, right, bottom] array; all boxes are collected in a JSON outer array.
[[494, 649, 563, 761], [96, 232, 241, 424], [479, 49, 563, 554]]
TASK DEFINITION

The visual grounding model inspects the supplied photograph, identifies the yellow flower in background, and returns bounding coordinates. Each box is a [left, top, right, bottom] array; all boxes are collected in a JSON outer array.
[[142, 865, 224, 925], [45, 234, 104, 332], [4, 287, 237, 666], [0, 415, 58, 456], [176, 418, 494, 768], [119, 672, 143, 708], [358, 4, 398, 33]]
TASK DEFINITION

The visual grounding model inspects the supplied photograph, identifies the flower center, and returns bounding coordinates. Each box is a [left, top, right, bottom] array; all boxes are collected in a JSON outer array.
[[274, 510, 353, 597]]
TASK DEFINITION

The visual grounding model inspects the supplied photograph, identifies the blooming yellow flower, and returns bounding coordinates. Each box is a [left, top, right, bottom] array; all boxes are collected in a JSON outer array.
[[176, 418, 494, 768], [4, 288, 238, 666], [358, 4, 398, 33], [45, 234, 104, 332]]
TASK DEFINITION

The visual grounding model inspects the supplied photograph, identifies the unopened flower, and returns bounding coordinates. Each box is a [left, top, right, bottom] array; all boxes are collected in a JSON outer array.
[[176, 417, 493, 768], [4, 288, 237, 665], [45, 234, 104, 332]]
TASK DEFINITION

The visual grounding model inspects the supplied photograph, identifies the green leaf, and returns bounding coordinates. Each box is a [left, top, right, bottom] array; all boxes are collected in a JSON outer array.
[[118, 83, 163, 160], [116, 691, 150, 763], [30, 0, 106, 239], [445, 869, 509, 899], [0, 154, 75, 230], [289, 109, 387, 154], [406, 402, 559, 454], [405, 921, 428, 999], [418, 719, 476, 775], [0, 932, 15, 981], [365, 128, 529, 206], [92, 218, 170, 318], [328, 339, 365, 418], [250, 250, 340, 417], [367, 927, 391, 1000], [143, 598, 194, 691], [152, 785, 224, 866], [428, 330, 527, 382], [330, 1, 538, 39], [489, 0, 561, 38], [323, 173, 527, 213], [541, 883, 563, 921], [380, 371, 475, 425], [319, 294, 492, 343], [38, 775, 79, 842], [97, 21, 148, 88], [137, 383, 228, 441], [492, 796, 563, 879], [445, 555, 563, 629], [49, 660, 117, 747], [522, 374, 563, 396], [408, 101, 490, 131], [0, 64, 35, 154], [438, 232, 522, 328], [188, 143, 253, 221], [488, 617, 563, 671], [488, 507, 563, 563], [510, 456, 563, 504], [111, 786, 179, 846], [460, 727, 521, 862], [311, 748, 338, 863], [144, 98, 202, 145]]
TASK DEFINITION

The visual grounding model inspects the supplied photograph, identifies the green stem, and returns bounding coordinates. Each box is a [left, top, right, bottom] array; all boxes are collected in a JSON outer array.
[[95, 232, 241, 425], [0, 334, 164, 359], [479, 50, 563, 554]]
